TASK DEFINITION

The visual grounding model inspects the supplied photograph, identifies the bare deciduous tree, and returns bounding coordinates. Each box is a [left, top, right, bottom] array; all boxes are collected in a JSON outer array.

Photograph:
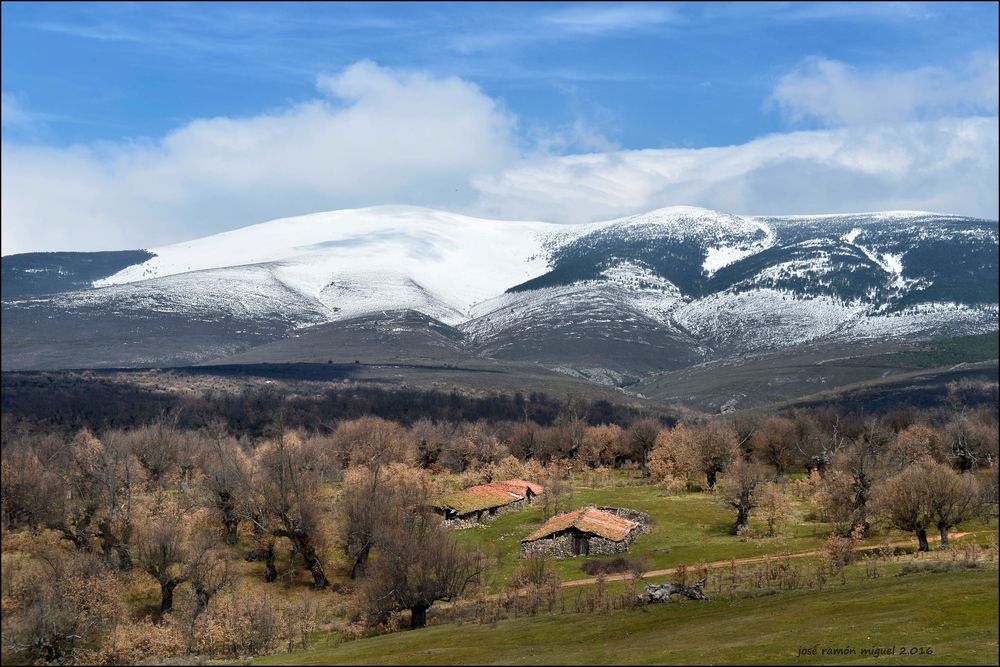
[[872, 461, 936, 551], [3, 546, 122, 664], [719, 459, 768, 534], [360, 506, 485, 629], [186, 524, 234, 617], [751, 417, 798, 480], [54, 429, 140, 570], [626, 417, 662, 478], [200, 432, 248, 545], [824, 421, 890, 537], [757, 482, 793, 537], [1, 444, 61, 532], [923, 460, 982, 547], [887, 424, 946, 470], [135, 508, 190, 613], [659, 422, 738, 490], [331, 416, 413, 470], [340, 463, 428, 579], [944, 413, 998, 472], [236, 434, 329, 589]]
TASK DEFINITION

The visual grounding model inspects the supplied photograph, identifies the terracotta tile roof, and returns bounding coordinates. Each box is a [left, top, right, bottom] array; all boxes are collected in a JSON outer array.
[[433, 479, 544, 515], [493, 479, 545, 496], [523, 506, 637, 542]]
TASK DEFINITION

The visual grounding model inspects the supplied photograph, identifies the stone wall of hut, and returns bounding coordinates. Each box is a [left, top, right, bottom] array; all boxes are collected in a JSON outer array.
[[519, 529, 638, 559]]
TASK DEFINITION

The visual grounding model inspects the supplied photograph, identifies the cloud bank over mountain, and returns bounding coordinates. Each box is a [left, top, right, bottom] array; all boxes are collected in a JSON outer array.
[[2, 55, 997, 255]]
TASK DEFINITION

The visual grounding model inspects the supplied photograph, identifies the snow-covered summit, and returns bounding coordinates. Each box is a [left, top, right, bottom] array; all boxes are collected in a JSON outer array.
[[95, 206, 558, 324]]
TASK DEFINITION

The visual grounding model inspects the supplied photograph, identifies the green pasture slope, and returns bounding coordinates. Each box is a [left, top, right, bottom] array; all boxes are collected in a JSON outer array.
[[455, 485, 841, 587], [256, 568, 998, 665]]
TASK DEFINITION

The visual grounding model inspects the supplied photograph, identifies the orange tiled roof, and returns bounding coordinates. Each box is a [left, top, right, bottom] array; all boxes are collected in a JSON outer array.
[[523, 506, 637, 542], [493, 479, 545, 496], [433, 479, 544, 515]]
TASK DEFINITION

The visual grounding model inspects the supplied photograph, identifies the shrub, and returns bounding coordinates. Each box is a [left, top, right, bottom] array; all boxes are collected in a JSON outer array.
[[738, 587, 781, 599], [897, 560, 981, 576], [580, 557, 646, 577]]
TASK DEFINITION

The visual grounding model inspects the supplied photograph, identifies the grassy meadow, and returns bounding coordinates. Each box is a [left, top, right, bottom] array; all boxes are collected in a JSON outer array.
[[254, 566, 999, 666]]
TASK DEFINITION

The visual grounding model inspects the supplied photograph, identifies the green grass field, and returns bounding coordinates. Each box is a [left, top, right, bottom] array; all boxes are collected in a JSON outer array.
[[241, 479, 996, 666], [451, 483, 901, 588], [254, 567, 999, 665]]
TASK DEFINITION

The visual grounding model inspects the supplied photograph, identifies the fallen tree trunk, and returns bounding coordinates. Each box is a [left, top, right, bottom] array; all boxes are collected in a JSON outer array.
[[641, 577, 709, 603]]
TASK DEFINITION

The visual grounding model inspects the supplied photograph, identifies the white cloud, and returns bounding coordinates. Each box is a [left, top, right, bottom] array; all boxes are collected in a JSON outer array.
[[772, 52, 999, 126], [472, 117, 999, 222], [1, 92, 34, 127], [1, 61, 519, 254], [543, 4, 676, 35], [3, 58, 998, 256]]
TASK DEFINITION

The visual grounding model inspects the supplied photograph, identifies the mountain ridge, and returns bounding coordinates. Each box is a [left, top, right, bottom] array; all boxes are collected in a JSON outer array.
[[3, 206, 997, 392]]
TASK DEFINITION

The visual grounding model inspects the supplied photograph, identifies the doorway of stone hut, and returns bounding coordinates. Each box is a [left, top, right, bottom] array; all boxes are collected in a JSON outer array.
[[573, 535, 590, 556]]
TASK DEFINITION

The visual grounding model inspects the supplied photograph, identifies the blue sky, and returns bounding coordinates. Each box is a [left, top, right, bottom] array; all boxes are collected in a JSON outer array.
[[3, 1, 997, 148], [2, 2, 998, 253]]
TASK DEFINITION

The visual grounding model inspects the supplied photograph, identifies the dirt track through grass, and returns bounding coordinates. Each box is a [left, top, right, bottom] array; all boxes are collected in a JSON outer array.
[[562, 531, 975, 588], [439, 531, 977, 608]]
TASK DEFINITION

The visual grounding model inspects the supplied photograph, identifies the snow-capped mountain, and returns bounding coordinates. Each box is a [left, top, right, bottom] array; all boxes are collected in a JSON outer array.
[[3, 205, 997, 377], [91, 206, 556, 325]]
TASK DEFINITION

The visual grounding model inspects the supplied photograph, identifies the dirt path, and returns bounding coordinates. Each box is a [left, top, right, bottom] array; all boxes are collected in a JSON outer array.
[[560, 530, 975, 588], [439, 531, 980, 608]]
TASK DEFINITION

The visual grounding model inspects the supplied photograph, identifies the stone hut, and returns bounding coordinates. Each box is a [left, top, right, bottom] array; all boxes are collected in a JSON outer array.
[[520, 505, 645, 558], [432, 479, 544, 528]]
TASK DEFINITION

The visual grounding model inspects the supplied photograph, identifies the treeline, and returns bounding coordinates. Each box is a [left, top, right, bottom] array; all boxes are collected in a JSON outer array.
[[1, 372, 650, 436], [645, 406, 998, 541]]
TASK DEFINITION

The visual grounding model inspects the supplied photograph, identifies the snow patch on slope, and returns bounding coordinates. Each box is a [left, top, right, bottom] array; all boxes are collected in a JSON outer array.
[[702, 218, 775, 277], [96, 206, 556, 325], [835, 303, 1000, 341], [58, 265, 330, 325], [318, 272, 465, 324], [675, 289, 868, 352]]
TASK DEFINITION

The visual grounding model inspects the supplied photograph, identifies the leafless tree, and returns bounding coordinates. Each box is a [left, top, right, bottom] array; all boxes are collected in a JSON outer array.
[[1, 444, 61, 532], [540, 474, 574, 521], [331, 416, 413, 470], [579, 424, 625, 468], [47, 429, 140, 570], [887, 424, 946, 470], [135, 508, 190, 613], [2, 546, 120, 664], [340, 463, 427, 579], [923, 461, 982, 547], [410, 418, 452, 469], [124, 415, 184, 485], [201, 431, 248, 545], [751, 417, 798, 480], [693, 423, 739, 490], [506, 420, 539, 460], [719, 458, 768, 534], [728, 413, 761, 458], [359, 506, 485, 629], [626, 417, 662, 477], [944, 412, 998, 472], [186, 526, 235, 617], [825, 420, 890, 537], [872, 461, 936, 551], [235, 434, 329, 588], [554, 403, 588, 460]]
